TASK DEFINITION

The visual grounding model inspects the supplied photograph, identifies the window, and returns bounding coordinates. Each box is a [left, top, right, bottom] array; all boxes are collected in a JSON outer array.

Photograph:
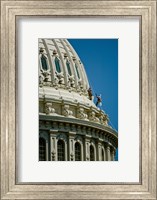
[[75, 142, 81, 161], [39, 137, 46, 161], [55, 57, 61, 73], [66, 60, 72, 76], [102, 148, 104, 161], [75, 64, 80, 79], [41, 54, 48, 70], [90, 145, 95, 161], [57, 140, 65, 161]]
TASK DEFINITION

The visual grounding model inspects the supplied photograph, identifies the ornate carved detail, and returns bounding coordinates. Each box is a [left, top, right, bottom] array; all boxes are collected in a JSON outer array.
[[51, 150, 56, 161], [76, 125, 82, 133], [78, 79, 83, 89], [52, 72, 64, 89], [90, 139, 96, 146], [62, 104, 73, 117], [58, 122, 65, 131], [52, 122, 58, 129], [98, 110, 109, 125], [52, 75, 59, 88], [86, 155, 90, 161], [82, 126, 87, 134], [56, 72, 64, 84], [44, 102, 55, 115], [39, 120, 44, 128], [99, 113, 104, 124], [45, 121, 51, 128], [57, 133, 67, 141], [95, 130, 100, 137], [103, 114, 109, 125], [76, 79, 84, 94], [71, 124, 76, 132], [39, 71, 51, 87], [87, 127, 92, 135], [106, 145, 110, 152], [65, 123, 70, 130], [77, 107, 88, 120], [70, 153, 74, 161], [68, 75, 75, 87], [91, 129, 96, 137], [75, 135, 83, 143], [41, 70, 51, 82], [39, 74, 44, 87], [53, 49, 57, 55], [89, 109, 99, 122]]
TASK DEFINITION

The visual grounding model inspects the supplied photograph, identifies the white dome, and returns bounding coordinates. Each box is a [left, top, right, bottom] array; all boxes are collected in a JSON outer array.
[[39, 39, 98, 109], [39, 39, 89, 89], [39, 39, 110, 127]]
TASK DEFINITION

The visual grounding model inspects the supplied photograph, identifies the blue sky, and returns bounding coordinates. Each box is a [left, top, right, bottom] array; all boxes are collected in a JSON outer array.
[[68, 39, 118, 160], [68, 39, 118, 130]]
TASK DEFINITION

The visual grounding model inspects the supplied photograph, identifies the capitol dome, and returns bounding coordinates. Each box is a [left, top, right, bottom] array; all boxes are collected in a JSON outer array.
[[39, 38, 118, 161]]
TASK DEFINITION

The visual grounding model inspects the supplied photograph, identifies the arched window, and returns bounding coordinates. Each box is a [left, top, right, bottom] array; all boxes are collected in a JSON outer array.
[[41, 54, 48, 70], [66, 60, 72, 76], [55, 57, 61, 73], [75, 64, 80, 79], [57, 140, 65, 161], [39, 137, 46, 161], [102, 148, 104, 161], [90, 145, 95, 161], [75, 142, 81, 161]]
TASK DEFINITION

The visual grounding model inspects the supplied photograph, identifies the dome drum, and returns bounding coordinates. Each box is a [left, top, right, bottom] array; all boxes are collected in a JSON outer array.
[[39, 98, 109, 126], [39, 116, 117, 161]]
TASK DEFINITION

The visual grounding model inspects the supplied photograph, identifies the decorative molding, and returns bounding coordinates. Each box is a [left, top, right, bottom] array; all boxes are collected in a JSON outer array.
[[62, 104, 73, 117], [44, 102, 55, 115], [40, 118, 117, 149], [56, 71, 64, 84], [89, 109, 99, 123], [68, 75, 75, 88], [57, 133, 67, 141], [77, 107, 88, 120]]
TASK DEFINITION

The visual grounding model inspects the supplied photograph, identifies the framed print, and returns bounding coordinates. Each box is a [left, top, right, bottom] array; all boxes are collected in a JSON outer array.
[[17, 19, 138, 183], [0, 0, 156, 199]]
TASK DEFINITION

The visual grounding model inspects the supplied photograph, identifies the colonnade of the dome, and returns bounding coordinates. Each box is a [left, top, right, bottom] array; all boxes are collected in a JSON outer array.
[[39, 119, 116, 161]]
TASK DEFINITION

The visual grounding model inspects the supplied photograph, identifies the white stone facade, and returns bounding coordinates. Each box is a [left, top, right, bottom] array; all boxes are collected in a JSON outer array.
[[39, 39, 118, 161]]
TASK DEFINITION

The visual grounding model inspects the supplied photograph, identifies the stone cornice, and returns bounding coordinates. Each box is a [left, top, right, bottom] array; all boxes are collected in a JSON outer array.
[[39, 114, 118, 148]]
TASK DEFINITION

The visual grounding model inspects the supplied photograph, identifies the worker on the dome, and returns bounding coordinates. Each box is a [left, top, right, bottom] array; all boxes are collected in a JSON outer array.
[[96, 94, 102, 107], [88, 87, 93, 100]]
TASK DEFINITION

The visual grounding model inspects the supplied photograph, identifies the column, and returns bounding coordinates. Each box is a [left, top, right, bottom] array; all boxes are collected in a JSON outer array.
[[97, 142, 102, 161], [46, 139, 49, 161], [50, 130, 58, 161], [64, 140, 68, 161], [106, 145, 111, 161], [84, 137, 90, 161], [103, 147, 106, 161], [68, 132, 75, 161], [81, 142, 84, 161], [94, 145, 97, 161], [111, 148, 115, 161]]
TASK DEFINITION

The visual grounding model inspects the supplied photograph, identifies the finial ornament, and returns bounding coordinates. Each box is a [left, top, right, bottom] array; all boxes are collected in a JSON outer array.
[[53, 49, 57, 55]]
